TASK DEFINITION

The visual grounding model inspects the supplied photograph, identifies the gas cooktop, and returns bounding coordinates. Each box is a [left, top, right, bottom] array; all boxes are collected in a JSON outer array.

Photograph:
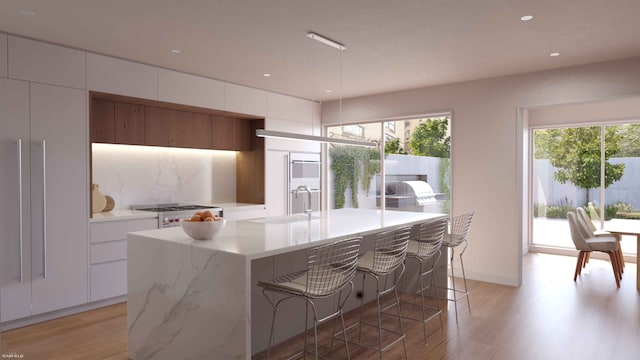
[[132, 204, 220, 213]]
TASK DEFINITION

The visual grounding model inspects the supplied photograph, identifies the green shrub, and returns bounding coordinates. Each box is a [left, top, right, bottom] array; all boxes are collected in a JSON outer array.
[[605, 202, 635, 220], [616, 212, 640, 220], [546, 206, 563, 218], [544, 197, 575, 218]]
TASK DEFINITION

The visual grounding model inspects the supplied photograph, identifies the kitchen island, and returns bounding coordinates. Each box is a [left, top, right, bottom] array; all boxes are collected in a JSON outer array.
[[127, 208, 446, 360]]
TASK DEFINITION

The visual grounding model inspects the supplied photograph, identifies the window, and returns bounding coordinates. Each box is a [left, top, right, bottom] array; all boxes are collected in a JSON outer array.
[[385, 122, 395, 133], [342, 125, 364, 137], [326, 115, 451, 215]]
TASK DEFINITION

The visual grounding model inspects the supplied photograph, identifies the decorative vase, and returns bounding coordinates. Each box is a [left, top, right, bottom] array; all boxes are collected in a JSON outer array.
[[92, 184, 107, 213]]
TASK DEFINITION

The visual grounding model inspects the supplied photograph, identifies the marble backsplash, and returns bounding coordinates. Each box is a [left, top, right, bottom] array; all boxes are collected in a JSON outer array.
[[92, 144, 237, 210]]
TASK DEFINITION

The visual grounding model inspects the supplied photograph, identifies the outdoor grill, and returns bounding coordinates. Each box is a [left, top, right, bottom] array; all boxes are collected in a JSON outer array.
[[384, 180, 438, 208]]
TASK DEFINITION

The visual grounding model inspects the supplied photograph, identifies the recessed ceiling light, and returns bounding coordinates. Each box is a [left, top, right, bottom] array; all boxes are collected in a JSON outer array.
[[325, 89, 333, 93], [520, 15, 534, 21], [550, 52, 560, 57], [19, 9, 35, 16], [170, 49, 181, 54], [263, 73, 271, 77]]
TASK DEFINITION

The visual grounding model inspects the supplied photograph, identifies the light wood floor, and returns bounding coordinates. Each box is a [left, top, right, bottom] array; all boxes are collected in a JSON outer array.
[[2, 253, 638, 360]]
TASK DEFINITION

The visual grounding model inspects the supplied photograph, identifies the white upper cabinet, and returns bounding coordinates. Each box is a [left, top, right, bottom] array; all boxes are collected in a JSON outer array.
[[0, 34, 7, 77], [87, 53, 157, 100], [267, 93, 314, 123], [158, 69, 224, 109], [8, 36, 85, 89], [225, 83, 267, 116]]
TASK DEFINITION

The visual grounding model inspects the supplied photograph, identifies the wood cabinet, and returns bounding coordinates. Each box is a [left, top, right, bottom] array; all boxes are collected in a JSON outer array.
[[90, 99, 145, 145], [88, 93, 266, 205], [115, 102, 145, 145], [145, 107, 212, 148], [90, 94, 257, 151], [90, 98, 115, 143], [1, 79, 88, 322], [212, 116, 253, 151], [211, 116, 235, 150]]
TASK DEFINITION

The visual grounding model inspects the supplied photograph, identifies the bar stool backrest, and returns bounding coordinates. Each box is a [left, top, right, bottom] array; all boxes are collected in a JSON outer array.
[[413, 217, 448, 258], [370, 226, 411, 275], [448, 211, 474, 247], [305, 237, 361, 297]]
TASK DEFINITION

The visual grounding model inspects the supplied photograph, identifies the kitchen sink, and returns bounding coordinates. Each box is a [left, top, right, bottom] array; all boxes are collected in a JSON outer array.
[[250, 215, 321, 224]]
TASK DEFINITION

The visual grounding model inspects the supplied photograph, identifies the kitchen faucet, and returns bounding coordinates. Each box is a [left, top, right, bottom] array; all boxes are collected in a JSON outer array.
[[294, 185, 313, 220]]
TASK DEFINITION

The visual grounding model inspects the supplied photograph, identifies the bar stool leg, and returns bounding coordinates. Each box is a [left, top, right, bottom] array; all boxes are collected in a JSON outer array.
[[375, 279, 384, 360], [358, 272, 366, 343], [394, 286, 409, 359], [431, 262, 444, 334], [459, 254, 471, 313], [450, 248, 459, 323], [417, 261, 428, 341]]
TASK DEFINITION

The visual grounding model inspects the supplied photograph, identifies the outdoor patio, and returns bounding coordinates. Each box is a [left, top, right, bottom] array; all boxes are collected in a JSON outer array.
[[532, 217, 638, 255]]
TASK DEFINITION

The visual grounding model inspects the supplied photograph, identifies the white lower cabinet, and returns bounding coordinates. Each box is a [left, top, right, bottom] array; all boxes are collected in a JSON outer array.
[[89, 218, 157, 302]]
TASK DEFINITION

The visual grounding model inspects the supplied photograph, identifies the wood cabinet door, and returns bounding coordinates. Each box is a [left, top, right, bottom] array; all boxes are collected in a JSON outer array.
[[212, 116, 235, 150], [145, 107, 212, 149], [234, 119, 252, 151], [188, 113, 213, 149], [90, 98, 115, 143], [144, 106, 174, 147], [115, 102, 145, 145]]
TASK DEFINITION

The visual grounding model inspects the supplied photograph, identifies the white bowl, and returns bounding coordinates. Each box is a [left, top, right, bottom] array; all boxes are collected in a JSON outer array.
[[180, 219, 226, 240]]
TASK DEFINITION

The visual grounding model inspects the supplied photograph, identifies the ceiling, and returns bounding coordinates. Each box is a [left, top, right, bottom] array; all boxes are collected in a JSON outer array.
[[1, 0, 640, 102]]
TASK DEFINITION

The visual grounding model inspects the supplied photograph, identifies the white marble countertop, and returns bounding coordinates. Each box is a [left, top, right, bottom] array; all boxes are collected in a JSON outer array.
[[128, 208, 446, 259], [91, 209, 158, 222]]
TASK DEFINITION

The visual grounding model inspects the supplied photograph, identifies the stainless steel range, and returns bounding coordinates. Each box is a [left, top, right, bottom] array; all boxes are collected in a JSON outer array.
[[132, 203, 224, 228]]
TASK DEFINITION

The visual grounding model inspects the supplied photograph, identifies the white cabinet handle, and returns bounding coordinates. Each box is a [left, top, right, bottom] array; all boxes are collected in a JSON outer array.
[[17, 139, 24, 283], [42, 140, 47, 278]]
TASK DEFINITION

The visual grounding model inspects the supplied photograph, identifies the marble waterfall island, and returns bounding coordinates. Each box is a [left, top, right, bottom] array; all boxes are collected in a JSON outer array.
[[127, 208, 446, 359]]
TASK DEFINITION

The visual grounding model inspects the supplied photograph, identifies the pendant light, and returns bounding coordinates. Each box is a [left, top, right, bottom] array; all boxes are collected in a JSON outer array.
[[256, 32, 376, 148]]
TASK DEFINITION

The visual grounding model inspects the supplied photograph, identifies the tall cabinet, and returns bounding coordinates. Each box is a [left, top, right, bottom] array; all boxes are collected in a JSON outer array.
[[0, 78, 88, 323]]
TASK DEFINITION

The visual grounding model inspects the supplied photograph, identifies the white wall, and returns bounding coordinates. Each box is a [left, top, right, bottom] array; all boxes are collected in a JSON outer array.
[[528, 95, 640, 126], [321, 56, 640, 286]]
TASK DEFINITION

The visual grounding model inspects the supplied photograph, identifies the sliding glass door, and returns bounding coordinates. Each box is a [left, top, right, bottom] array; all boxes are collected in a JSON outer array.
[[531, 123, 639, 256], [604, 124, 640, 255]]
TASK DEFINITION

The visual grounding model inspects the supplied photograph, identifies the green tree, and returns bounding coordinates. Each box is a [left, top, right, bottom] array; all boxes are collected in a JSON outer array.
[[615, 123, 640, 157], [534, 129, 561, 159], [409, 117, 450, 157], [545, 127, 625, 203], [384, 138, 406, 155]]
